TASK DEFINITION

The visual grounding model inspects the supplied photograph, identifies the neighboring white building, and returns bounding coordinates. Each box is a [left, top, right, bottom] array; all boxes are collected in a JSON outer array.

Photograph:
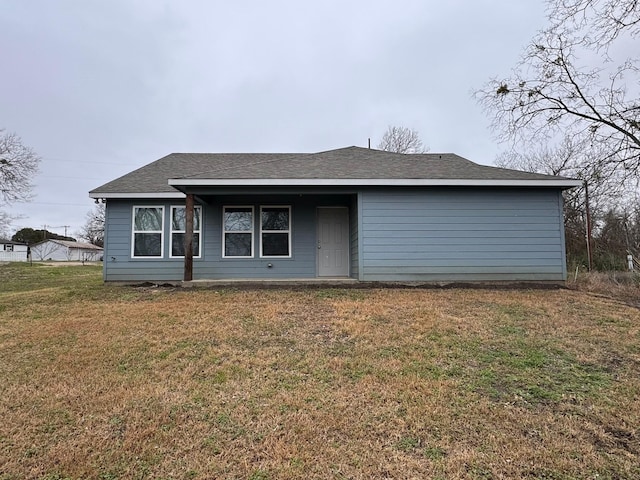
[[0, 239, 30, 262], [31, 239, 103, 261]]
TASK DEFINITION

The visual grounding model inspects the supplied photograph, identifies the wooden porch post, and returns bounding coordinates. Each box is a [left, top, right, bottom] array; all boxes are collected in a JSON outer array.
[[184, 193, 194, 282]]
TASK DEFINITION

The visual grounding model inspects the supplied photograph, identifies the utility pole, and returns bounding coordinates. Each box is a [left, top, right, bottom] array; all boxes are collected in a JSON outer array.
[[44, 225, 72, 238], [584, 181, 593, 271]]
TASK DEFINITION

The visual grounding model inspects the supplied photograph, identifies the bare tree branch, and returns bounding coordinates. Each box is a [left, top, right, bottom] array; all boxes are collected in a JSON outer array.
[[475, 0, 640, 177], [549, 0, 640, 49]]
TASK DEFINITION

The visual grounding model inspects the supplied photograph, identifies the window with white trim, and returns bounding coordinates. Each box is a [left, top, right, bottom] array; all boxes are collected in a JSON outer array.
[[260, 206, 291, 257], [223, 206, 253, 257], [170, 205, 202, 258], [132, 206, 164, 257]]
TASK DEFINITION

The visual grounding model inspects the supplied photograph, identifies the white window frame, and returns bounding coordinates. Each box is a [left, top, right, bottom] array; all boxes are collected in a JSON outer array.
[[260, 205, 292, 258], [5, 244, 14, 252], [169, 205, 203, 259], [222, 206, 254, 258], [131, 206, 165, 258]]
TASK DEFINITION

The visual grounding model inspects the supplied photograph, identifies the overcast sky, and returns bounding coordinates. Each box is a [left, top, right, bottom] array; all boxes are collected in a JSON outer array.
[[1, 0, 548, 238]]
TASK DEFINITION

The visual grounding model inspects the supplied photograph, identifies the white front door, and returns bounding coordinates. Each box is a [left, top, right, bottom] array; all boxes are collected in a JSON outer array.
[[317, 207, 349, 277]]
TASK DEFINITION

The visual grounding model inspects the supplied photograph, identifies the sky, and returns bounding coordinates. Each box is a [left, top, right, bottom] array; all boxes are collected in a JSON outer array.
[[1, 0, 548, 239]]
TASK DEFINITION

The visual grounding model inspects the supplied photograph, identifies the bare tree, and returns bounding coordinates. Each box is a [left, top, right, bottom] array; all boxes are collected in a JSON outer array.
[[31, 241, 64, 261], [0, 129, 40, 234], [475, 0, 640, 177], [496, 135, 628, 208], [78, 203, 105, 247], [0, 129, 40, 206], [377, 126, 428, 154], [0, 211, 11, 239]]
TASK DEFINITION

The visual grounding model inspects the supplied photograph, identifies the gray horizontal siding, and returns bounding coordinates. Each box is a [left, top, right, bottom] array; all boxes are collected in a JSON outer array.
[[363, 265, 562, 273], [363, 236, 561, 245], [350, 195, 359, 278], [364, 252, 562, 261], [103, 188, 567, 283], [359, 188, 566, 282], [103, 200, 183, 282], [363, 273, 565, 281]]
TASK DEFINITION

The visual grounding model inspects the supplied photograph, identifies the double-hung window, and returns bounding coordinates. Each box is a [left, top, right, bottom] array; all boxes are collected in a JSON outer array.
[[260, 206, 291, 257], [132, 206, 164, 257], [170, 206, 202, 258], [223, 206, 253, 258]]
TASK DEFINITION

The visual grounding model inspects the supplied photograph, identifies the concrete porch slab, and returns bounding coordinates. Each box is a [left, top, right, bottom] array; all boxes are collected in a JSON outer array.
[[182, 278, 359, 288]]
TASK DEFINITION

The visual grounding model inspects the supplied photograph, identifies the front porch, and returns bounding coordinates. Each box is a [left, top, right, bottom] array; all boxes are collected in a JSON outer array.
[[179, 190, 359, 282]]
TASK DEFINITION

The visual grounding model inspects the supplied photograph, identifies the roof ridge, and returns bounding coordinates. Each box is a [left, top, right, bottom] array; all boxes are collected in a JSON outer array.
[[48, 239, 103, 248]]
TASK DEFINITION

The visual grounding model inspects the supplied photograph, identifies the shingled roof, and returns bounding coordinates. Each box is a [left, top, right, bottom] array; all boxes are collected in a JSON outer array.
[[90, 146, 579, 198], [33, 240, 103, 250]]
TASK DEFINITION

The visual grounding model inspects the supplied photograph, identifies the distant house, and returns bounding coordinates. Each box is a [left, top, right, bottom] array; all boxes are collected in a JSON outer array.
[[31, 239, 103, 262], [89, 146, 580, 283], [0, 239, 29, 262]]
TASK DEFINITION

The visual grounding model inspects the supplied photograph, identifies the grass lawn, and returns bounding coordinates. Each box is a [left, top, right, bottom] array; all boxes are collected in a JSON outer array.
[[0, 263, 639, 479]]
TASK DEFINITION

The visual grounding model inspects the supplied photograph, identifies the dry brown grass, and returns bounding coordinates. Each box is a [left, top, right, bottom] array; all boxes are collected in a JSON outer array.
[[568, 270, 640, 307], [1, 264, 639, 479]]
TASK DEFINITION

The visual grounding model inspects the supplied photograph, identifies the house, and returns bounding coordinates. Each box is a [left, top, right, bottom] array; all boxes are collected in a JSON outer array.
[[31, 239, 103, 262], [0, 239, 29, 262], [89, 146, 580, 283]]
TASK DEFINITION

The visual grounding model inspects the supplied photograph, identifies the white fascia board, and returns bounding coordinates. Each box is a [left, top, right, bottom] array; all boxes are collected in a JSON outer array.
[[168, 178, 583, 188], [89, 192, 185, 199]]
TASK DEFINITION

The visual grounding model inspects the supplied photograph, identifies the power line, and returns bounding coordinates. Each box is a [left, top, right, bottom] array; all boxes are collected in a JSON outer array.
[[40, 175, 105, 181], [19, 201, 91, 207], [42, 156, 137, 167], [44, 224, 71, 237]]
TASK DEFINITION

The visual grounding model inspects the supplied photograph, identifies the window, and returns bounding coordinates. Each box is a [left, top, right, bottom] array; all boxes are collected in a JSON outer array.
[[260, 206, 291, 257], [5, 244, 13, 252], [223, 206, 253, 257], [170, 205, 202, 258], [132, 206, 164, 257]]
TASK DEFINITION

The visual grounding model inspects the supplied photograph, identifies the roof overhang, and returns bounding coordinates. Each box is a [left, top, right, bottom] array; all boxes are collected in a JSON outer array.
[[90, 178, 582, 199], [89, 192, 185, 199], [168, 178, 582, 188]]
